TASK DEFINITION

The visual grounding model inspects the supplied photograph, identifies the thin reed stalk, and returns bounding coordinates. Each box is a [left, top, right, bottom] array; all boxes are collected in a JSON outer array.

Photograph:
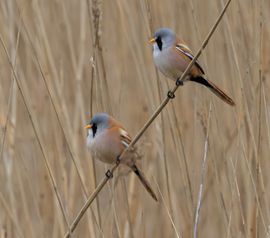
[[194, 103, 211, 238], [0, 34, 71, 233]]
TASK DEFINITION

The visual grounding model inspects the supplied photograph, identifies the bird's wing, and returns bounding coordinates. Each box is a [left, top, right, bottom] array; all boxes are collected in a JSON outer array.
[[117, 127, 158, 201], [175, 43, 205, 74], [119, 128, 132, 148]]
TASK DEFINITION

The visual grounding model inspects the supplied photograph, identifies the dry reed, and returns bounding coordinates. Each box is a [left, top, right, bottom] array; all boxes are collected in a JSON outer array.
[[1, 0, 270, 237]]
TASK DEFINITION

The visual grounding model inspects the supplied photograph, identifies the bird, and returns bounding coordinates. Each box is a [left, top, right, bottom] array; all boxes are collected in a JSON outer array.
[[85, 113, 158, 201], [149, 28, 235, 106]]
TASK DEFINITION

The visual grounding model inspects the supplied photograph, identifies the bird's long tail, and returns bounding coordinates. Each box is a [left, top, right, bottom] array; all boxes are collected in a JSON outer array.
[[131, 164, 158, 201], [190, 76, 235, 106]]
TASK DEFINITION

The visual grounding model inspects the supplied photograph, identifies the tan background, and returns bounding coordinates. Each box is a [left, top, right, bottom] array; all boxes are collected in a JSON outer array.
[[0, 0, 270, 237]]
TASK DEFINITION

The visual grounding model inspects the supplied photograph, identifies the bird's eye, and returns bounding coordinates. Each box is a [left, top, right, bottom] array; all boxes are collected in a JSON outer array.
[[92, 124, 97, 137], [156, 36, 162, 51]]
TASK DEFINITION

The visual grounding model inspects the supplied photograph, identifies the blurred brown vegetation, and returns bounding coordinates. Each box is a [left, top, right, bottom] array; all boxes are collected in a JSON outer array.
[[0, 0, 270, 237]]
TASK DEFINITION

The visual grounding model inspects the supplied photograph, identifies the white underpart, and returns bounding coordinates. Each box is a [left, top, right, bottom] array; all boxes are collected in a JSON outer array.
[[153, 42, 187, 80], [86, 128, 114, 164]]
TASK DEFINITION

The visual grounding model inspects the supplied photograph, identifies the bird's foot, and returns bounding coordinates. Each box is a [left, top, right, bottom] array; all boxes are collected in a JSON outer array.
[[116, 155, 121, 165], [176, 78, 184, 86], [167, 90, 175, 99], [105, 170, 113, 179]]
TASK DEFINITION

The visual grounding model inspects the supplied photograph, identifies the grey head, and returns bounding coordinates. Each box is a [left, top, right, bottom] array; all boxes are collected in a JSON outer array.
[[86, 113, 110, 138], [151, 28, 176, 51]]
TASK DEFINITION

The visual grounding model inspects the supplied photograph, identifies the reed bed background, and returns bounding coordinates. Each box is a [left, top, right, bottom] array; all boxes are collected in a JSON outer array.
[[0, 0, 270, 237]]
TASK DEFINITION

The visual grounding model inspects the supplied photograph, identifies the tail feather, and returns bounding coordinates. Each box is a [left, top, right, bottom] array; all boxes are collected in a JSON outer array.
[[131, 164, 158, 202], [190, 76, 235, 106]]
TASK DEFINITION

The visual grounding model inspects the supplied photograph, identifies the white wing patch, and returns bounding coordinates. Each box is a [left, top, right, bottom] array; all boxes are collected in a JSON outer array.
[[119, 128, 129, 137], [175, 43, 205, 75], [121, 141, 129, 148], [176, 43, 192, 51], [175, 44, 194, 60], [119, 128, 132, 148]]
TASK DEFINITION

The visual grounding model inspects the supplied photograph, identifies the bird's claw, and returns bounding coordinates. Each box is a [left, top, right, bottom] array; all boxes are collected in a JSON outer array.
[[116, 156, 121, 165], [105, 170, 113, 179], [176, 79, 184, 86]]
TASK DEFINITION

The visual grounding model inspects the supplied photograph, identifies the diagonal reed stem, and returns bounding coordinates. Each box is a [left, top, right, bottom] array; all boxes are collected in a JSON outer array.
[[64, 0, 232, 236]]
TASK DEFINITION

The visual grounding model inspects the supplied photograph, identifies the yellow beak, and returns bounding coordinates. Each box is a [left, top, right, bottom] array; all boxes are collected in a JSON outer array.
[[85, 124, 92, 129], [149, 38, 156, 43]]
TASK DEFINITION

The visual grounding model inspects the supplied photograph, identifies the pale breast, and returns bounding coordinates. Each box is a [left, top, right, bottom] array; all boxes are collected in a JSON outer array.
[[153, 47, 189, 80], [87, 131, 120, 164], [86, 127, 139, 166]]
